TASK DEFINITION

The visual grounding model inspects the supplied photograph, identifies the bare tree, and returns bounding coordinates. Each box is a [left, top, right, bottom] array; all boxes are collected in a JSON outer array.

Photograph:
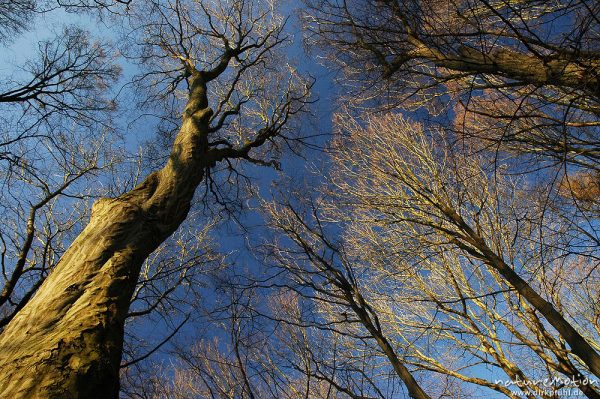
[[0, 27, 118, 111], [0, 0, 36, 41], [240, 111, 598, 398], [262, 194, 434, 399], [287, 2, 600, 395], [303, 0, 600, 172], [128, 275, 388, 399], [0, 0, 310, 397], [325, 113, 599, 396], [119, 218, 223, 378]]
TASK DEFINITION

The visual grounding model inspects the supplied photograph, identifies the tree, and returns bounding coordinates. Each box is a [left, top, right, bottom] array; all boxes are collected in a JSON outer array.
[[0, 0, 310, 397], [303, 0, 600, 170], [254, 112, 599, 398], [125, 268, 406, 399], [0, 0, 36, 41], [263, 194, 433, 399], [327, 113, 599, 397]]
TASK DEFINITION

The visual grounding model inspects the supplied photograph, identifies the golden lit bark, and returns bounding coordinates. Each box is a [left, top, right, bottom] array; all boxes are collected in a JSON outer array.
[[0, 73, 215, 398]]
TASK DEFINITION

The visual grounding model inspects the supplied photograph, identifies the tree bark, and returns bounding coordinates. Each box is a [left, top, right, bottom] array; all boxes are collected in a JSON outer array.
[[0, 73, 215, 398], [394, 38, 600, 97]]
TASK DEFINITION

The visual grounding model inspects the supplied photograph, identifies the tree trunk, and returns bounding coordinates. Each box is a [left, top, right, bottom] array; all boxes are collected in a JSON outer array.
[[0, 74, 214, 398], [348, 293, 432, 399]]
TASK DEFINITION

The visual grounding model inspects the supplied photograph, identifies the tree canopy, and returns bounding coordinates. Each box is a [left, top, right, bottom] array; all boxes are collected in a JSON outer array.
[[0, 1, 598, 398]]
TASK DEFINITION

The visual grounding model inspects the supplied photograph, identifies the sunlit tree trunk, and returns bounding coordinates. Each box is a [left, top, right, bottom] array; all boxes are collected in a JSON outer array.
[[0, 75, 213, 398]]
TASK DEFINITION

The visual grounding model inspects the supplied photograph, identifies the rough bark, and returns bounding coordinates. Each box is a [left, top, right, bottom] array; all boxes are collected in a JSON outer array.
[[0, 72, 215, 398]]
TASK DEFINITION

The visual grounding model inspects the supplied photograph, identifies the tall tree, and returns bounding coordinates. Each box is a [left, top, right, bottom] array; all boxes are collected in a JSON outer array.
[[324, 113, 599, 397], [303, 0, 600, 381], [0, 0, 310, 397], [263, 194, 434, 399]]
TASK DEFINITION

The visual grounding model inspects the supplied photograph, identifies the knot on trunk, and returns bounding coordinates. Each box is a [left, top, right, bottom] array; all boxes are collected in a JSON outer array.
[[191, 107, 213, 124]]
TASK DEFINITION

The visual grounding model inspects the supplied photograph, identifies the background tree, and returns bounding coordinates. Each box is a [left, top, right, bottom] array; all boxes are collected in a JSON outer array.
[[292, 2, 600, 393], [303, 0, 600, 170], [327, 113, 599, 397], [239, 112, 599, 398], [0, 0, 36, 41], [263, 193, 434, 399]]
